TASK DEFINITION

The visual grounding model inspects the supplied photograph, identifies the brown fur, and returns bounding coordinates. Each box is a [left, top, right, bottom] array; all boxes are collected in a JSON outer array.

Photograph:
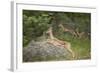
[[47, 38, 75, 58]]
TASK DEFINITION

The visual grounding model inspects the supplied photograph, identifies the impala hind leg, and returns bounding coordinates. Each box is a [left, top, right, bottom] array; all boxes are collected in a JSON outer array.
[[64, 42, 75, 58]]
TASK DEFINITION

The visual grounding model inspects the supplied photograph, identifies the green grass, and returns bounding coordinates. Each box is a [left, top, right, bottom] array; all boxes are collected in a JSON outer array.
[[56, 34, 91, 60], [71, 38, 91, 60]]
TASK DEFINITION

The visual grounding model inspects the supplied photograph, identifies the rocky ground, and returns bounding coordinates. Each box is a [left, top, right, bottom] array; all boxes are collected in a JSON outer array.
[[23, 40, 73, 62]]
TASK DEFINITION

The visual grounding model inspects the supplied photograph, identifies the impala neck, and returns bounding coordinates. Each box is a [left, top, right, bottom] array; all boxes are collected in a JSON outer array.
[[48, 27, 54, 39]]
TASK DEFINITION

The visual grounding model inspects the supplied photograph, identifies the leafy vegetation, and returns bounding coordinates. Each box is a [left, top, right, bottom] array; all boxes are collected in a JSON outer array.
[[23, 10, 91, 60]]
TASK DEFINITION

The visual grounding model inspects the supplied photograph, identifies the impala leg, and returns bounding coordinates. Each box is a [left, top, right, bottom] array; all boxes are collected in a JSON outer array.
[[64, 42, 75, 58]]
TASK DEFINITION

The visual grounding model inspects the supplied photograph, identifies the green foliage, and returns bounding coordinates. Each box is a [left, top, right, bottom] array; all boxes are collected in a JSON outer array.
[[23, 10, 91, 60], [23, 11, 53, 46]]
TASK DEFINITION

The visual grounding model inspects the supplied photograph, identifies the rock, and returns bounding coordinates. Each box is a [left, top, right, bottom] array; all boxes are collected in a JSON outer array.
[[23, 40, 72, 62]]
